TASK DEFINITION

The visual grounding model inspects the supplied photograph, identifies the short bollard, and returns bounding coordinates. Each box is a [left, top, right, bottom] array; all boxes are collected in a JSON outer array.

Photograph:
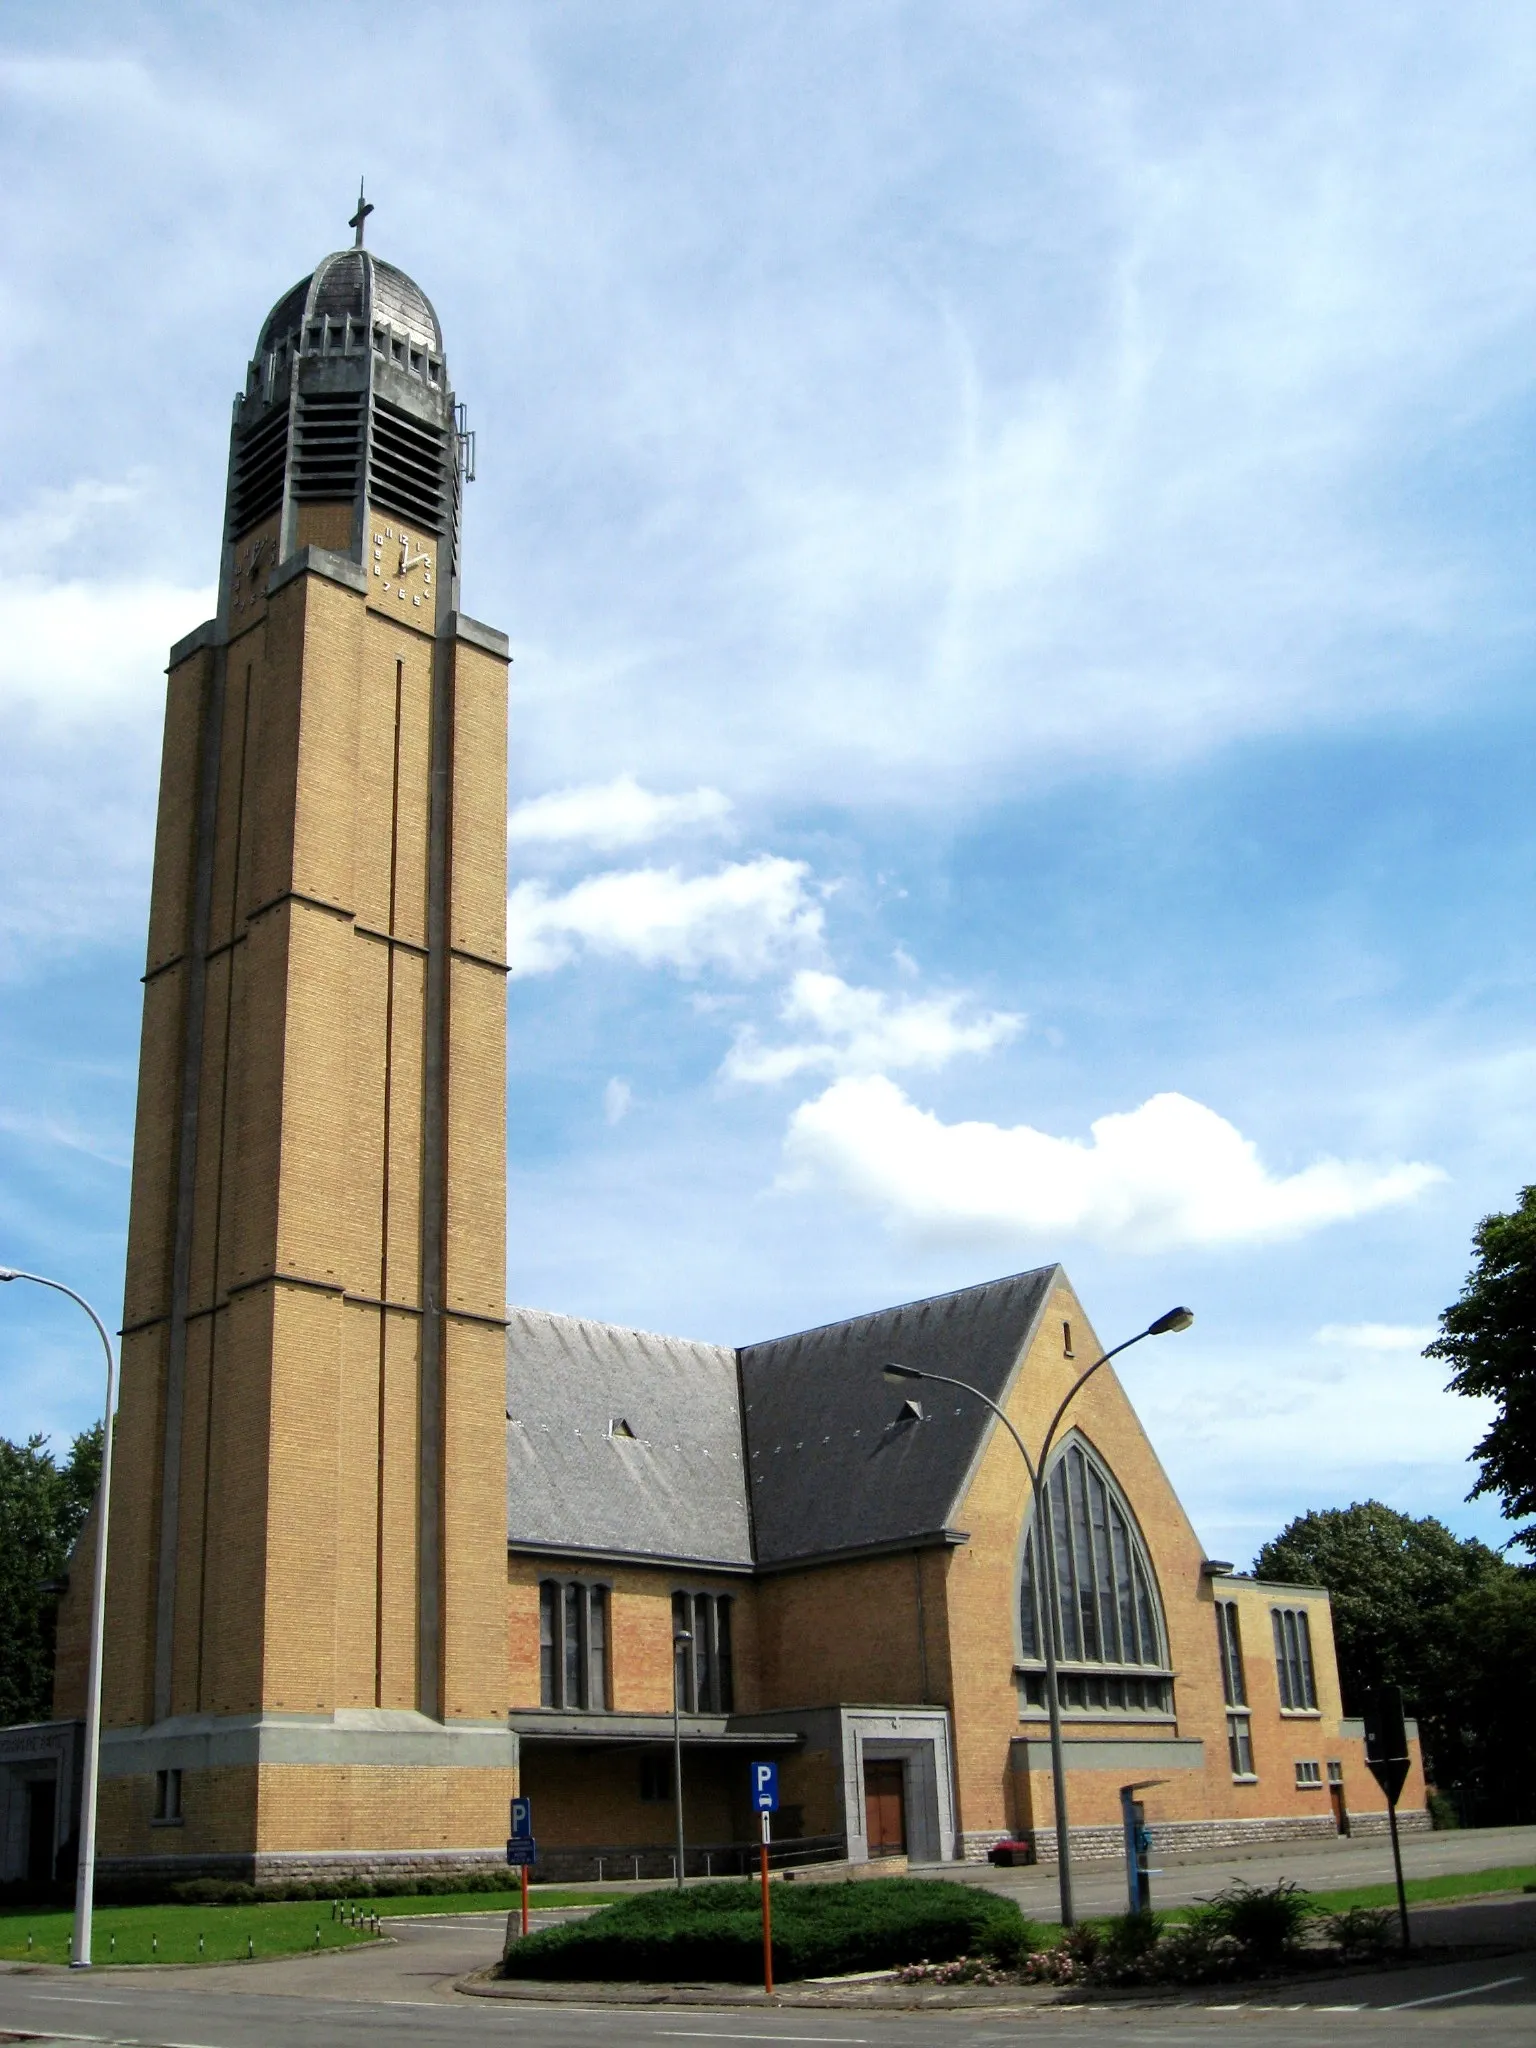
[[248, 1935, 254, 1958]]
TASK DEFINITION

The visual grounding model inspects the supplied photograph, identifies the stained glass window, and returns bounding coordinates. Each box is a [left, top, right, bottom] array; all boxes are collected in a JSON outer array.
[[1019, 1439, 1170, 1711]]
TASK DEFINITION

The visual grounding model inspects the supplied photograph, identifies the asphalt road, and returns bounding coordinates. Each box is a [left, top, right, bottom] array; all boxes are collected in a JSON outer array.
[[2, 1827, 1534, 2048], [1, 1912, 1532, 2048]]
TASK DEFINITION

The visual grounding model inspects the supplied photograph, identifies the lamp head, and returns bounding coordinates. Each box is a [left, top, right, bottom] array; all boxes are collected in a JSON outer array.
[[883, 1362, 923, 1384], [0, 1270, 16, 1283], [1148, 1306, 1194, 1336], [673, 1629, 693, 1646]]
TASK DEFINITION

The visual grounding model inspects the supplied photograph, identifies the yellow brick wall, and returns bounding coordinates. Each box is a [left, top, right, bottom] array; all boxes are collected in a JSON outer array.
[[88, 534, 511, 1857], [99, 1762, 511, 1859]]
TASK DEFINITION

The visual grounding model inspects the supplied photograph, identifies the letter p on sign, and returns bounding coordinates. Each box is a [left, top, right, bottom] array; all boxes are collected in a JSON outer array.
[[751, 1761, 778, 1812]]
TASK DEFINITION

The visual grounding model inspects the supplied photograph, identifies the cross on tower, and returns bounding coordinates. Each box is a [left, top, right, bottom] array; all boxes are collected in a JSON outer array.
[[349, 178, 375, 248]]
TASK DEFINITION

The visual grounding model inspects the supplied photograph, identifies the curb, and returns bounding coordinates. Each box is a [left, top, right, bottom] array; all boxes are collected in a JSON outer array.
[[454, 1941, 1533, 2013]]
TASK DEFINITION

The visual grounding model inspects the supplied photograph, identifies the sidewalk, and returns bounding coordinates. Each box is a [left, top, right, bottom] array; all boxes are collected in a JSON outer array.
[[932, 1821, 1536, 1921]]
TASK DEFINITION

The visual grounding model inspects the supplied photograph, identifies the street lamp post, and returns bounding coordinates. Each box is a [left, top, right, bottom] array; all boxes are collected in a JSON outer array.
[[883, 1304, 1192, 1927], [0, 1268, 119, 1970], [672, 1628, 693, 1890]]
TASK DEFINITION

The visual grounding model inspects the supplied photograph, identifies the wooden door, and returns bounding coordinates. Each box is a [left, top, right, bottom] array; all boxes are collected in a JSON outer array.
[[1329, 1782, 1349, 1835], [863, 1759, 906, 1856]]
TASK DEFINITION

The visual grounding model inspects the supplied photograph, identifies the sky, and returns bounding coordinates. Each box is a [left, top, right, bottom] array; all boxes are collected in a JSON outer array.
[[1, 2, 1533, 1568]]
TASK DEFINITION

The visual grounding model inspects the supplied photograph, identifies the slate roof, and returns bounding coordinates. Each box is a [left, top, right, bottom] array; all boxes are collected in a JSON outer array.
[[505, 1267, 1061, 1572], [505, 1308, 752, 1568], [739, 1266, 1058, 1567]]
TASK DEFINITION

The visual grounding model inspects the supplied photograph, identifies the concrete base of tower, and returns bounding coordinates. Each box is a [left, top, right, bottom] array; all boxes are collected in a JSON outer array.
[[94, 1711, 517, 1879]]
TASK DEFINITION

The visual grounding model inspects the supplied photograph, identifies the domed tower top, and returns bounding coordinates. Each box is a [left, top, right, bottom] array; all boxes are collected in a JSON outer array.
[[254, 247, 445, 365], [222, 190, 469, 624]]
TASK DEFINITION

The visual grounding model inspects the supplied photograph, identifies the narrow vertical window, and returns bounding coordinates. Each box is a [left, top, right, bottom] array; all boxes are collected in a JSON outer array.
[[1019, 1531, 1041, 1660], [563, 1583, 583, 1708], [1217, 1601, 1247, 1707], [672, 1591, 693, 1712], [539, 1581, 557, 1707], [1227, 1714, 1254, 1777], [1271, 1606, 1317, 1710], [587, 1587, 607, 1711], [716, 1596, 734, 1712], [695, 1594, 713, 1713]]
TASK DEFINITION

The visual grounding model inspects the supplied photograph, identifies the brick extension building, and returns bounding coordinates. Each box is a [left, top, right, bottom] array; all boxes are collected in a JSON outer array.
[[3, 232, 1424, 1886]]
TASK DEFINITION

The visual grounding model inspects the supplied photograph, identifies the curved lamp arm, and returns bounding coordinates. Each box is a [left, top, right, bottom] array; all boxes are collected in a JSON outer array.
[[0, 1268, 116, 1376], [881, 1363, 1041, 1494], [1036, 1306, 1192, 1475]]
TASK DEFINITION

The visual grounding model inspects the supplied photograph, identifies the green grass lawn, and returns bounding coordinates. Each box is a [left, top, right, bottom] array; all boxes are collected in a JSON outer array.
[[1295, 1863, 1536, 1916], [0, 1901, 384, 1966], [1130, 1863, 1536, 1932], [0, 1887, 608, 1966], [0, 1884, 614, 1966]]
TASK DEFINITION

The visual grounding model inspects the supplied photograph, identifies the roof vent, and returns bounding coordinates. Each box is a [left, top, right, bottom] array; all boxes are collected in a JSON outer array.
[[609, 1418, 636, 1440], [898, 1398, 924, 1423]]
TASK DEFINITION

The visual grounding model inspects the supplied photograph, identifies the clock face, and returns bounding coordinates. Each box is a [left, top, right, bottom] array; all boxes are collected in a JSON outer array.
[[372, 524, 434, 609], [231, 532, 272, 615]]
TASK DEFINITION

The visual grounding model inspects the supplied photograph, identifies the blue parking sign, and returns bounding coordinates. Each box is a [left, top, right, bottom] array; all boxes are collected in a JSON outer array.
[[510, 1796, 534, 1840], [751, 1760, 778, 1812]]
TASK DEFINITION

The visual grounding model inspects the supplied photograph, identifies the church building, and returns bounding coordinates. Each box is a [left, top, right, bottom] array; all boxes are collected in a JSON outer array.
[[4, 228, 1425, 1888]]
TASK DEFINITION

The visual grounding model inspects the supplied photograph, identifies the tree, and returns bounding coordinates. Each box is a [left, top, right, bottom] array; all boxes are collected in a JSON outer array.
[[1253, 1499, 1514, 1798], [1435, 1572, 1536, 1824], [1426, 1183, 1536, 1555], [0, 1425, 102, 1726]]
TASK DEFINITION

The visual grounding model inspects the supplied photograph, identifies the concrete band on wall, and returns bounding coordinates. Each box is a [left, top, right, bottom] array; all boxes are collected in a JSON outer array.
[[96, 1847, 516, 1889], [99, 1712, 518, 1775]]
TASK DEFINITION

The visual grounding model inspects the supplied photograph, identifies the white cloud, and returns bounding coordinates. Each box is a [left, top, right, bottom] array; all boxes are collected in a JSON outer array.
[[508, 775, 733, 851], [781, 1078, 1445, 1252], [1315, 1322, 1437, 1353], [506, 856, 823, 979], [0, 577, 214, 722], [603, 1077, 633, 1125], [723, 970, 1022, 1085]]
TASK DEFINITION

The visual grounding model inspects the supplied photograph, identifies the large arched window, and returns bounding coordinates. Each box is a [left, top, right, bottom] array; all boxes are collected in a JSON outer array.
[[1017, 1435, 1172, 1716]]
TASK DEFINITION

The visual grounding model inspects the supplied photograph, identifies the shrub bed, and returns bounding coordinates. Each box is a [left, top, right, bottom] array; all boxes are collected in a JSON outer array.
[[1001, 1883, 1395, 1990], [499, 1878, 1035, 1983]]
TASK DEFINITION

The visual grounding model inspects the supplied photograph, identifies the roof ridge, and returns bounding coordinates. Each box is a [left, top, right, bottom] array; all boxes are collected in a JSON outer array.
[[508, 1301, 732, 1354], [735, 1263, 1061, 1353]]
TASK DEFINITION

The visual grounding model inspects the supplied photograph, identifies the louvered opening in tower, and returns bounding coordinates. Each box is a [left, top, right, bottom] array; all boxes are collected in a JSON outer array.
[[370, 399, 449, 532], [228, 404, 290, 538], [292, 391, 366, 501]]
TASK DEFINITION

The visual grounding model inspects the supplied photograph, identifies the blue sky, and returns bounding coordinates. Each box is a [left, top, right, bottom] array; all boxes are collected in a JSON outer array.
[[2, 3, 1533, 1566]]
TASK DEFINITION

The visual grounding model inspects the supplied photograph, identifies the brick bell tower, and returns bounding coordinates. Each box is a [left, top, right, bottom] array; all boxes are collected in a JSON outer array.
[[88, 203, 514, 1879]]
